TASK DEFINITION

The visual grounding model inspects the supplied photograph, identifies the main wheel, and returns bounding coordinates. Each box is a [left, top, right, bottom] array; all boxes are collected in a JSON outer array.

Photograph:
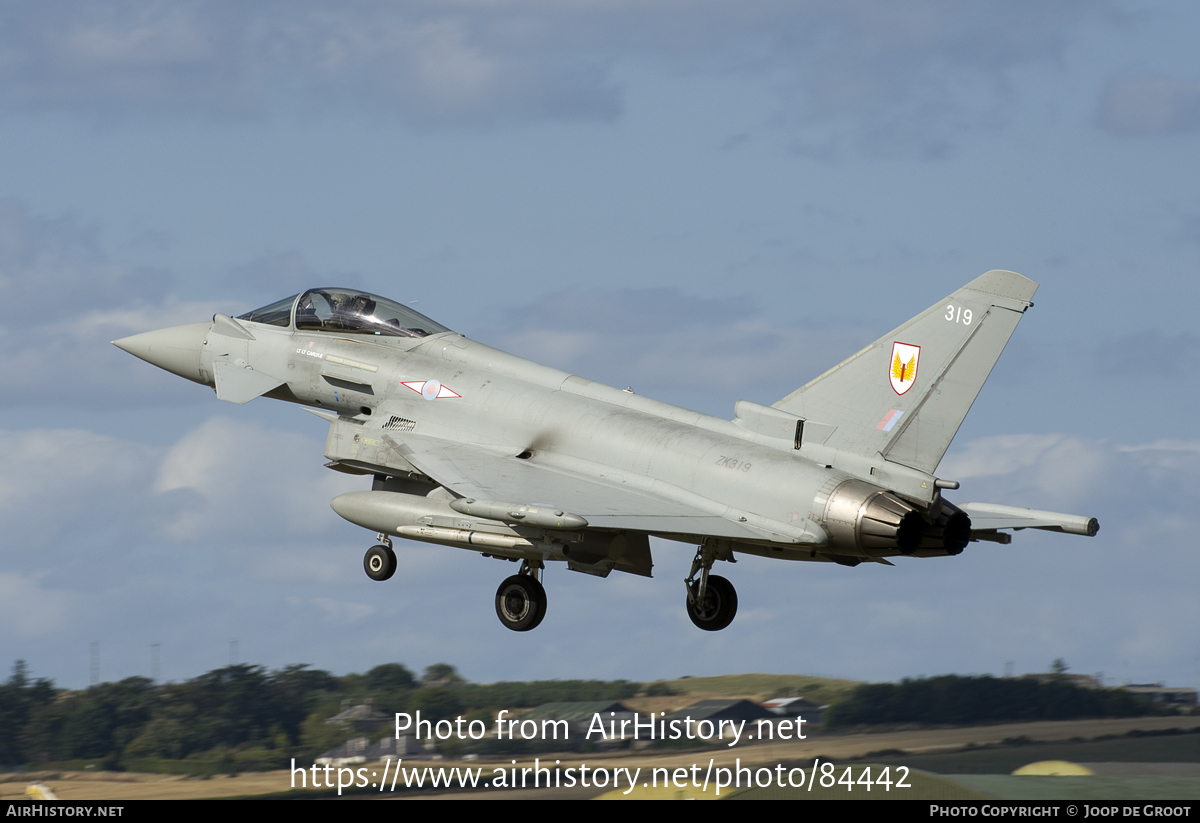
[[495, 575, 547, 632], [364, 544, 397, 581], [686, 575, 737, 631]]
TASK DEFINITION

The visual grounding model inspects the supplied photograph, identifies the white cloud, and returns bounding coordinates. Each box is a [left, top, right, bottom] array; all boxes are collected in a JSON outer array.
[[0, 416, 358, 562], [0, 1, 1102, 147], [938, 434, 1124, 512], [0, 199, 281, 408], [154, 416, 357, 541], [0, 427, 159, 527], [485, 287, 870, 404], [940, 439, 1200, 496], [0, 301, 229, 409], [1119, 439, 1200, 473], [937, 434, 1066, 479]]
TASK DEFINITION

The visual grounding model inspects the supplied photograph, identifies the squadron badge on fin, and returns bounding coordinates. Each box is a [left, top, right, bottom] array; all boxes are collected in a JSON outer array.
[[889, 342, 920, 395]]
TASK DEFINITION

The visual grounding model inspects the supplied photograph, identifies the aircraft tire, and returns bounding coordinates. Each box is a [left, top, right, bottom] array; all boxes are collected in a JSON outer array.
[[364, 544, 397, 581], [686, 575, 737, 631], [495, 574, 547, 632]]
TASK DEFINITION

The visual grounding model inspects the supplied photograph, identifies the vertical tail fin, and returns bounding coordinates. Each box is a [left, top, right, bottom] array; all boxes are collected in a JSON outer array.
[[774, 270, 1037, 473]]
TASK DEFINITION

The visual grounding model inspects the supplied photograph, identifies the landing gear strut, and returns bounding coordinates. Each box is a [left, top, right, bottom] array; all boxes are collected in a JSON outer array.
[[684, 541, 737, 631], [495, 560, 547, 632]]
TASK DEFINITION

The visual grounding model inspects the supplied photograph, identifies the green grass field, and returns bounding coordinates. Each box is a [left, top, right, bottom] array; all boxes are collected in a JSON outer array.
[[857, 729, 1200, 774], [649, 672, 861, 703]]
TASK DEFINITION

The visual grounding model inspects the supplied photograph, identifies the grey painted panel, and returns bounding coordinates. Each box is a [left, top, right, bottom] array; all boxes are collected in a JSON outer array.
[[212, 361, 285, 404], [393, 437, 759, 536], [733, 400, 801, 440]]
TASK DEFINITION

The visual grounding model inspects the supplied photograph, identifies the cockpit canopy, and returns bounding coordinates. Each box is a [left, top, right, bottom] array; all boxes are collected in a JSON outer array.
[[238, 288, 450, 339]]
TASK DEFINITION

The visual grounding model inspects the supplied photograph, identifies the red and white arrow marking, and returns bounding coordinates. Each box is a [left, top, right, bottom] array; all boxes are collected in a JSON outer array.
[[402, 380, 461, 400]]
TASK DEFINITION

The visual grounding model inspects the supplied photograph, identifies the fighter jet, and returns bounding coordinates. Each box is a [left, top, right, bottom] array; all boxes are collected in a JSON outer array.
[[113, 271, 1097, 632]]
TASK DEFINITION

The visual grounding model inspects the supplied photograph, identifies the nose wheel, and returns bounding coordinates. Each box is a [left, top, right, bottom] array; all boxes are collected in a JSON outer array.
[[363, 536, 397, 581], [495, 562, 547, 631]]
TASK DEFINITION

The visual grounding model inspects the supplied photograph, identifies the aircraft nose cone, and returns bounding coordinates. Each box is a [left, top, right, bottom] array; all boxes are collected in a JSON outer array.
[[113, 322, 212, 384]]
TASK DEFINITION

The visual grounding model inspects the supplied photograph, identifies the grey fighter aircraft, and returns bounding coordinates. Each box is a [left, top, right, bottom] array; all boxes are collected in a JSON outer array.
[[114, 271, 1097, 632]]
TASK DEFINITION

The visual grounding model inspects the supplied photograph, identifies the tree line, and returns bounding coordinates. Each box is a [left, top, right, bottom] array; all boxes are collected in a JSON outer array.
[[1, 661, 1169, 771], [0, 660, 638, 771], [824, 673, 1158, 728]]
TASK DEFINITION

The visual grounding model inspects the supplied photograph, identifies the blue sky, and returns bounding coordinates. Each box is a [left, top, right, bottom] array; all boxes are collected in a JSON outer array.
[[2, 1, 1198, 691]]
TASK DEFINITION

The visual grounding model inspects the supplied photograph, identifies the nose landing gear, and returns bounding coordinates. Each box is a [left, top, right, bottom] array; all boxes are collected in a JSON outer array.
[[363, 534, 397, 581]]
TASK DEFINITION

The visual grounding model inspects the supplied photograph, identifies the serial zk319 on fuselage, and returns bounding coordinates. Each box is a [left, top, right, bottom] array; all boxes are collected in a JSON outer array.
[[114, 272, 1097, 632]]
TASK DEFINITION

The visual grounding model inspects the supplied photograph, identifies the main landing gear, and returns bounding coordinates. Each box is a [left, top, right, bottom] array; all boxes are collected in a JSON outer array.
[[363, 534, 397, 581], [684, 542, 738, 631], [364, 534, 738, 633], [495, 561, 547, 632]]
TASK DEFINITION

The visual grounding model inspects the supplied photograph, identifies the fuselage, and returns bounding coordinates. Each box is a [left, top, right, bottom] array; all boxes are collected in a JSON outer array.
[[276, 326, 840, 540], [115, 287, 960, 568], [282, 323, 950, 561], [111, 277, 1097, 631]]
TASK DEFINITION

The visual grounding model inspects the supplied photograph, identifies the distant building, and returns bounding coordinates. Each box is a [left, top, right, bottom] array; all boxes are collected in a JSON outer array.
[[667, 698, 775, 723], [761, 696, 825, 725], [664, 699, 772, 740], [315, 733, 428, 766], [1021, 673, 1103, 689], [523, 701, 634, 745], [325, 699, 390, 733], [1121, 684, 1198, 707], [661, 698, 822, 743]]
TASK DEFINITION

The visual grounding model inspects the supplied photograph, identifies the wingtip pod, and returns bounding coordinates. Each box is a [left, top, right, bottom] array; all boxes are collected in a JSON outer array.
[[958, 502, 1099, 537]]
